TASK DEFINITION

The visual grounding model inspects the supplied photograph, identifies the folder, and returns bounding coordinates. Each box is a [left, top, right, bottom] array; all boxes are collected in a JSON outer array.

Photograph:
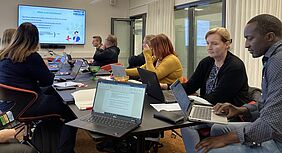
[[153, 110, 184, 124]]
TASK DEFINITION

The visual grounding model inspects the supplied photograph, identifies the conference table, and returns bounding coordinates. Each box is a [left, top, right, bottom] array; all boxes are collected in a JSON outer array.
[[54, 72, 198, 153]]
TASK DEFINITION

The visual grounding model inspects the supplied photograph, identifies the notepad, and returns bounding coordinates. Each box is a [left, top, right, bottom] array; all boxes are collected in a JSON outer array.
[[150, 103, 181, 112], [54, 81, 81, 87], [71, 89, 96, 110]]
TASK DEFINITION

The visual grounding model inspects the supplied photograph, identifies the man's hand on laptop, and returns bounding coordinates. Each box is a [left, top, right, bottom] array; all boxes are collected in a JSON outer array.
[[213, 103, 248, 118]]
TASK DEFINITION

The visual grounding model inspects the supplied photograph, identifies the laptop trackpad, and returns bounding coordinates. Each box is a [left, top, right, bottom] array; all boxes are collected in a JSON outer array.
[[211, 113, 228, 124]]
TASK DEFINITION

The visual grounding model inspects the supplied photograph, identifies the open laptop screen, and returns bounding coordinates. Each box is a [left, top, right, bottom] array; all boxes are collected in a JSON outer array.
[[70, 60, 83, 77], [93, 80, 146, 119], [170, 80, 190, 112]]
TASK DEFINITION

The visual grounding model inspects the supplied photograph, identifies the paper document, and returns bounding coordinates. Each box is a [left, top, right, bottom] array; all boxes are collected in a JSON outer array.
[[128, 79, 142, 84], [72, 88, 96, 110], [97, 76, 112, 80], [188, 95, 212, 105], [54, 81, 81, 87], [150, 103, 181, 112]]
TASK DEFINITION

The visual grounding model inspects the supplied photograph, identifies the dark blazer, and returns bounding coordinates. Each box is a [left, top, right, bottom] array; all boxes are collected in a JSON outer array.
[[0, 52, 54, 92], [182, 51, 250, 106], [92, 46, 120, 66]]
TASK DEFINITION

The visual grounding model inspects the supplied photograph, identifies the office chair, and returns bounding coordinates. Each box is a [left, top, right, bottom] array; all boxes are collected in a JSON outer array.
[[0, 84, 61, 148]]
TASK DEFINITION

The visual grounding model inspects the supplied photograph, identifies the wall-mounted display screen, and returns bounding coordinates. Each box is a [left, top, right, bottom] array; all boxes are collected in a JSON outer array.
[[18, 5, 86, 45]]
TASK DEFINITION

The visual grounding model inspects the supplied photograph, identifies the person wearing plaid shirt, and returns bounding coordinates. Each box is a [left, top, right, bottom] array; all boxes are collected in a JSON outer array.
[[195, 14, 282, 153]]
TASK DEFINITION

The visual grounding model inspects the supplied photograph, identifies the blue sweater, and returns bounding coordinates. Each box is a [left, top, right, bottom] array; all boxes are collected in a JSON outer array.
[[0, 52, 54, 92]]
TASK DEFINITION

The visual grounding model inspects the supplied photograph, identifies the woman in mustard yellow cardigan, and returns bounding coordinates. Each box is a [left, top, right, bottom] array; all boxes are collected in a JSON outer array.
[[126, 34, 183, 84]]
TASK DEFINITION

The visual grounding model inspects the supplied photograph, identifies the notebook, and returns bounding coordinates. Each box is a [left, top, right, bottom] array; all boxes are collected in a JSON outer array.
[[54, 60, 83, 81], [170, 80, 228, 124], [137, 68, 176, 103], [66, 79, 147, 137], [72, 89, 96, 110]]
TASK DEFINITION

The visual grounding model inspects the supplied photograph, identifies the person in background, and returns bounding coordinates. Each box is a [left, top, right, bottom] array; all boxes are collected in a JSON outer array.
[[89, 35, 103, 64], [126, 33, 183, 85], [195, 14, 282, 153], [179, 27, 250, 153], [1, 28, 16, 50], [92, 34, 120, 66], [92, 35, 103, 50], [0, 28, 36, 153], [127, 34, 155, 68], [0, 22, 77, 153], [0, 129, 37, 153]]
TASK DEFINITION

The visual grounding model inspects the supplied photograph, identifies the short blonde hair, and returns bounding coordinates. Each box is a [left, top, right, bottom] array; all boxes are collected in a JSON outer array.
[[205, 27, 232, 47]]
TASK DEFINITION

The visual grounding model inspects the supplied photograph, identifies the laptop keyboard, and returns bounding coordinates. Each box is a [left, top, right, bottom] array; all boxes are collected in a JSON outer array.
[[191, 106, 212, 120], [81, 114, 135, 129]]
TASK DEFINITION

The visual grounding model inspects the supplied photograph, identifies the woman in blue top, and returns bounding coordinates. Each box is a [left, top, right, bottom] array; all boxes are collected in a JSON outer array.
[[0, 22, 76, 153]]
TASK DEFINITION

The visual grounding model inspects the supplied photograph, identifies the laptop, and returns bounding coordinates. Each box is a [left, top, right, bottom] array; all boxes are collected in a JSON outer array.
[[66, 79, 147, 137], [48, 55, 60, 64], [170, 80, 228, 124], [49, 55, 67, 72], [54, 60, 83, 81], [137, 68, 176, 103]]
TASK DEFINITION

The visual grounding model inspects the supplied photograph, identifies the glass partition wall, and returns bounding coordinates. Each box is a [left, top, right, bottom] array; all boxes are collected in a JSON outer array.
[[175, 0, 225, 77]]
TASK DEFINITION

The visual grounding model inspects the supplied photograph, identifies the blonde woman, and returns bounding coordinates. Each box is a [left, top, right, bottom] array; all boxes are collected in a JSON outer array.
[[181, 27, 250, 153], [126, 34, 183, 84], [0, 28, 36, 153], [1, 28, 16, 49], [0, 22, 76, 153]]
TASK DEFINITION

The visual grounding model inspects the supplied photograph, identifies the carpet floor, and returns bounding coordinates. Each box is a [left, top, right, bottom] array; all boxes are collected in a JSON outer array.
[[74, 129, 186, 153]]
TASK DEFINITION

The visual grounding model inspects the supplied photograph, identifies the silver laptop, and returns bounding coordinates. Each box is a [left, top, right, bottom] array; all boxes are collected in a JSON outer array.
[[170, 80, 228, 124], [137, 68, 176, 103], [66, 79, 147, 137]]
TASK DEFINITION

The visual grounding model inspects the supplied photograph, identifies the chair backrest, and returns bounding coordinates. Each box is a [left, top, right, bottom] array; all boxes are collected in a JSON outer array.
[[0, 84, 38, 120], [248, 87, 262, 103]]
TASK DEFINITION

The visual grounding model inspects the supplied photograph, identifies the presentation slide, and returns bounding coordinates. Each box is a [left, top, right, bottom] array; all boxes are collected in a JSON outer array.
[[18, 5, 86, 44]]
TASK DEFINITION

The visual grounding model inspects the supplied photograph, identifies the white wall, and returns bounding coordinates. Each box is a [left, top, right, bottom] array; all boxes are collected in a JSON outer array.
[[129, 0, 200, 16], [0, 0, 129, 58], [129, 0, 153, 16]]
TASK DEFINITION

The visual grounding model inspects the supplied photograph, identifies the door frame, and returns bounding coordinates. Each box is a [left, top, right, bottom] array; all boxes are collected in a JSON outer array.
[[175, 0, 226, 77], [111, 18, 134, 57]]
